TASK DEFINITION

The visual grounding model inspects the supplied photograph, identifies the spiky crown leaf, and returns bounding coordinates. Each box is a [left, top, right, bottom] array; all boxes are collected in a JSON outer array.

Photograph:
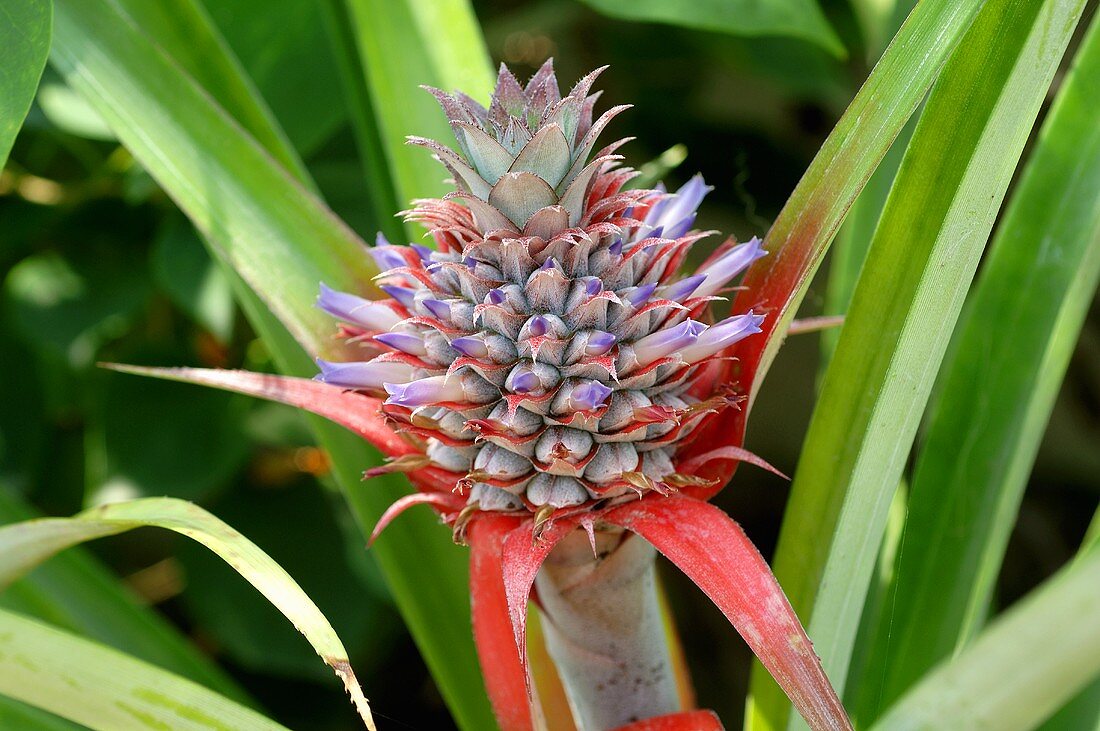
[[316, 60, 766, 537]]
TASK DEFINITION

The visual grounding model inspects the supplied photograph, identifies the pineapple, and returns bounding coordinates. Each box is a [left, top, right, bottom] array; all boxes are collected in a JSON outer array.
[[315, 60, 766, 533]]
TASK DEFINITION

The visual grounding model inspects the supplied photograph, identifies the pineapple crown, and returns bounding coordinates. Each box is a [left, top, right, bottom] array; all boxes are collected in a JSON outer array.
[[315, 60, 766, 537]]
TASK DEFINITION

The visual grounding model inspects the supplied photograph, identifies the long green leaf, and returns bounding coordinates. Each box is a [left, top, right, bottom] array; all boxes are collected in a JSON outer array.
[[109, 0, 313, 187], [754, 1, 1087, 729], [870, 548, 1100, 731], [0, 497, 375, 729], [577, 0, 844, 57], [0, 0, 51, 168], [316, 0, 403, 242], [854, 12, 1100, 720], [736, 0, 989, 721], [0, 608, 290, 731], [0, 487, 248, 703], [345, 0, 494, 208], [50, 0, 376, 356]]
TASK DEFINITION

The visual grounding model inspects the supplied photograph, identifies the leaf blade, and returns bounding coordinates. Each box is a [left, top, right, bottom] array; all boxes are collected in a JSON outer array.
[[854, 11, 1100, 718], [0, 608, 291, 731], [577, 0, 844, 57], [0, 497, 375, 729], [754, 1, 1089, 728], [0, 0, 51, 168]]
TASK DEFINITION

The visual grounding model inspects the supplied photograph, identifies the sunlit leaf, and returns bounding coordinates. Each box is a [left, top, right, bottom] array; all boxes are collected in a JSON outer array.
[[0, 608, 290, 731], [852, 12, 1100, 721], [870, 549, 1100, 731], [754, 1, 1088, 729], [0, 496, 375, 729], [0, 486, 248, 702], [50, 0, 377, 357]]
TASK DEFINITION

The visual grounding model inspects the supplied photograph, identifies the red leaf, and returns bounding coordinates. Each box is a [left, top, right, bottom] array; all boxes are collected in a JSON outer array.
[[604, 496, 852, 731], [468, 514, 537, 731], [368, 492, 461, 545], [610, 710, 724, 731], [499, 518, 580, 686], [102, 364, 458, 493]]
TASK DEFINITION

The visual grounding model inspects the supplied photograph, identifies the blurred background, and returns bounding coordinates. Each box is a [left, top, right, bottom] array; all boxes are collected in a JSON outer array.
[[1, 0, 1097, 728]]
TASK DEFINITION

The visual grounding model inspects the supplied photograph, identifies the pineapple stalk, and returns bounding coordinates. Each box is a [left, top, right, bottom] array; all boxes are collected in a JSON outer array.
[[535, 528, 679, 730]]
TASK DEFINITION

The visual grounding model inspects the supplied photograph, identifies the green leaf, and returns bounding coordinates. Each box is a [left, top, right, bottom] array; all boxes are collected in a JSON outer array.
[[0, 608, 290, 731], [0, 496, 376, 729], [111, 0, 311, 186], [852, 12, 1100, 721], [869, 548, 1100, 731], [345, 0, 494, 208], [0, 696, 81, 730], [754, 1, 1088, 729], [0, 486, 248, 703], [0, 0, 51, 168], [577, 0, 845, 57], [50, 0, 377, 357], [198, 0, 347, 157]]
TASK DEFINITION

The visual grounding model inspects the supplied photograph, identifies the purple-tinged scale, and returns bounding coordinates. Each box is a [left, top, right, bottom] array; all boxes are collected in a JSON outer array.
[[375, 331, 427, 356], [410, 244, 434, 261], [485, 288, 506, 305], [567, 381, 613, 411], [608, 237, 623, 256], [585, 278, 603, 296], [585, 331, 617, 356]]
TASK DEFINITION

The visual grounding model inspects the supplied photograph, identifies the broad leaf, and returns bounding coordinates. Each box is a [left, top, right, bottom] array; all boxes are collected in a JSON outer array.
[[0, 497, 375, 729], [577, 0, 844, 58], [870, 549, 1100, 731], [345, 0, 494, 209], [853, 11, 1100, 720], [0, 0, 51, 168], [0, 608, 290, 731], [681, 0, 989, 489], [0, 487, 248, 703], [754, 1, 1088, 729], [50, 0, 377, 357]]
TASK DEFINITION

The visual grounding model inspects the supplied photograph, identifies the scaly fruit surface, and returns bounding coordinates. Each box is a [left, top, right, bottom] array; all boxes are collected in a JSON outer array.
[[315, 61, 766, 532]]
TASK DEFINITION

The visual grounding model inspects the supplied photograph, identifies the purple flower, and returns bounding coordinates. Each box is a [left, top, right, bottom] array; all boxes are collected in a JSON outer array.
[[316, 283, 403, 330], [380, 284, 418, 309], [566, 381, 613, 411], [384, 376, 466, 406], [681, 312, 765, 363], [693, 237, 767, 299], [375, 331, 427, 356], [632, 319, 706, 366], [452, 336, 490, 359], [659, 274, 706, 303], [422, 299, 451, 320], [314, 359, 414, 389]]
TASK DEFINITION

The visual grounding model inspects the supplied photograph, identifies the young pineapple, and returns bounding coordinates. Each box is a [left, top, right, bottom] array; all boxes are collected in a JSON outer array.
[[316, 60, 765, 533]]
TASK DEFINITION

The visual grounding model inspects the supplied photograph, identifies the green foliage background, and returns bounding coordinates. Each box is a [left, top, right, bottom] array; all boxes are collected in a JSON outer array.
[[1, 0, 1098, 728]]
